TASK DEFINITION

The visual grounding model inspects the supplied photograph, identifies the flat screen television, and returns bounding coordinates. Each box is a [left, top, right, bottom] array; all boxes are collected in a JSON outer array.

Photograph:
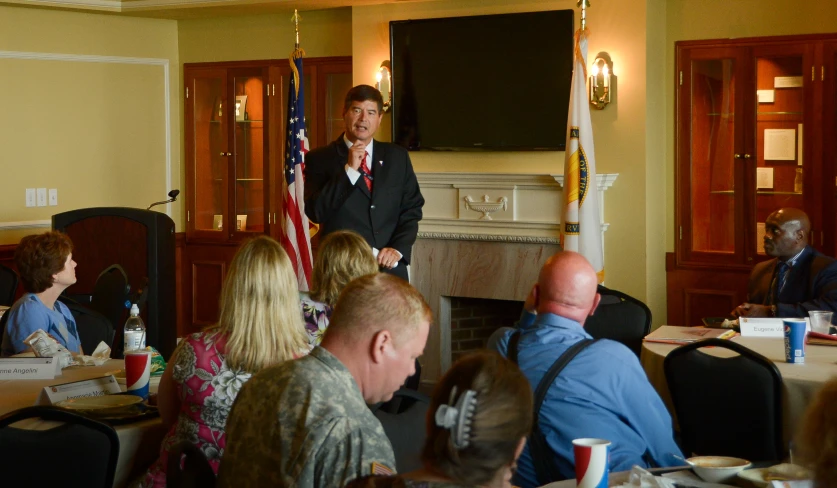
[[390, 10, 574, 151]]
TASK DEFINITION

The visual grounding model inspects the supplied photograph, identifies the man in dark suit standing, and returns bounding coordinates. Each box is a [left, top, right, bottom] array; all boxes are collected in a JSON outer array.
[[733, 208, 837, 320], [304, 85, 424, 281]]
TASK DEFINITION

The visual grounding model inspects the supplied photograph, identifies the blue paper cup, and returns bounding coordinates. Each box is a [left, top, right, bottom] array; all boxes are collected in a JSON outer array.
[[783, 319, 807, 364]]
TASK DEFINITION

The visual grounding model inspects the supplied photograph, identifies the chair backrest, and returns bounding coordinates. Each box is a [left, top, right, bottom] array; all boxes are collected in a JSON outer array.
[[0, 263, 19, 307], [59, 296, 115, 352], [90, 264, 130, 336], [584, 285, 651, 357], [664, 338, 784, 461], [0, 405, 120, 488], [371, 388, 430, 472], [167, 440, 216, 488]]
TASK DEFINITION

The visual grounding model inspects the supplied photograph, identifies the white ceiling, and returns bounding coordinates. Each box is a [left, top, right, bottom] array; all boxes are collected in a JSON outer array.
[[0, 0, 429, 20]]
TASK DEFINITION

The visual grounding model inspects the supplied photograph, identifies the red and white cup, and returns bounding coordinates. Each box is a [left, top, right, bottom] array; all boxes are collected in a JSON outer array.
[[573, 438, 611, 488], [125, 350, 152, 400]]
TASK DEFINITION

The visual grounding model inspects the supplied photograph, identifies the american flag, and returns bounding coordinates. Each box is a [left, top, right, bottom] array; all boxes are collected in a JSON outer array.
[[281, 52, 313, 290]]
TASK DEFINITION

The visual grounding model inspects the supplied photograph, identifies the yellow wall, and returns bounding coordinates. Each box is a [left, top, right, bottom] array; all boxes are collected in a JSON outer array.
[[177, 8, 352, 63], [0, 6, 180, 244], [352, 0, 661, 320]]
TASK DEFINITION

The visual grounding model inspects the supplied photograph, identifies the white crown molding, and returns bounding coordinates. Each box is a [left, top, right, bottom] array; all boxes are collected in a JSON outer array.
[[0, 220, 51, 230], [0, 50, 172, 218], [417, 232, 561, 245]]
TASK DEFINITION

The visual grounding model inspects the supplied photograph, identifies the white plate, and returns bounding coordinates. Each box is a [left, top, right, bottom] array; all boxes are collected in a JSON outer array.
[[56, 394, 144, 412], [739, 464, 812, 487], [738, 468, 770, 487]]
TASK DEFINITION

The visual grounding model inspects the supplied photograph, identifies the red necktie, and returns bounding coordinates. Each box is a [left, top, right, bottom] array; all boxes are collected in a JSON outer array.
[[360, 153, 373, 192]]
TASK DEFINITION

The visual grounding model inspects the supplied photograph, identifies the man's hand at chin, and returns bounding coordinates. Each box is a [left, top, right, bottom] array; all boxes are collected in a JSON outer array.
[[732, 303, 772, 318]]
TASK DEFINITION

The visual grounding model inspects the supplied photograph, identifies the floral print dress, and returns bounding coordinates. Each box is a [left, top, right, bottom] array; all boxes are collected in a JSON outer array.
[[143, 332, 251, 487], [299, 291, 332, 348]]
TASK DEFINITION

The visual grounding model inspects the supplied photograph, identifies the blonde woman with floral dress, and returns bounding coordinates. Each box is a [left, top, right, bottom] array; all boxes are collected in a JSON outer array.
[[300, 230, 378, 347], [142, 236, 308, 486]]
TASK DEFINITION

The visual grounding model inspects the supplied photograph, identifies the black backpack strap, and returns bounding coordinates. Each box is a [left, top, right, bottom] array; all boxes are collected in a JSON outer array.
[[530, 338, 599, 485], [507, 330, 521, 363]]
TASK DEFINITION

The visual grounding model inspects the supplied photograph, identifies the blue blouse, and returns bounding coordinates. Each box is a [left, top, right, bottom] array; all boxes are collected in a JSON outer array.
[[0, 293, 81, 356]]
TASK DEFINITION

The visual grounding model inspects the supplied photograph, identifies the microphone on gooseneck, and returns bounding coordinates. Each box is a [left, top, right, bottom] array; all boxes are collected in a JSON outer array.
[[147, 189, 180, 210]]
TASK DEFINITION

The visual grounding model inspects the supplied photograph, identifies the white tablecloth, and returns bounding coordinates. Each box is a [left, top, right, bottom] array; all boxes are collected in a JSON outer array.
[[641, 335, 837, 443], [0, 358, 166, 487]]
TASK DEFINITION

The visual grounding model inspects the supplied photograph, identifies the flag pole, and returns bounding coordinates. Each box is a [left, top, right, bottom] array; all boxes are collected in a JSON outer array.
[[290, 10, 305, 97], [578, 0, 589, 31]]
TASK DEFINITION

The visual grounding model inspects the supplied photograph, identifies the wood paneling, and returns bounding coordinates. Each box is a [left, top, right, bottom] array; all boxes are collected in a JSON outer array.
[[180, 242, 239, 336], [666, 252, 750, 327]]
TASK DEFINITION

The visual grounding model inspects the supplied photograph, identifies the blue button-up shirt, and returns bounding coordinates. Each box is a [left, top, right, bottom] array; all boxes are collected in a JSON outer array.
[[498, 311, 682, 487], [1, 293, 81, 356]]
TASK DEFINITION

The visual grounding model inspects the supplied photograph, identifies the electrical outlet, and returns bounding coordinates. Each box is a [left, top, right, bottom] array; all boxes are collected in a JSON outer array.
[[36, 188, 47, 207], [25, 189, 36, 207], [48, 189, 58, 206]]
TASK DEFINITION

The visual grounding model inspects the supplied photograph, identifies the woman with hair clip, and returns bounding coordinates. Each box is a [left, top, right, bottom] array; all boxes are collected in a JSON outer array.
[[347, 350, 533, 488], [301, 229, 378, 347], [142, 236, 309, 487]]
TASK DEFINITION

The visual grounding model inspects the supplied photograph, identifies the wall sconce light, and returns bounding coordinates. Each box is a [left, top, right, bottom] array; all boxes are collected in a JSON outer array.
[[376, 60, 392, 113], [589, 52, 614, 110]]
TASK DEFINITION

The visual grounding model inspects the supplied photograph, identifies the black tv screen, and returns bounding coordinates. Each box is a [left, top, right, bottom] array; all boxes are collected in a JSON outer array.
[[390, 10, 574, 151]]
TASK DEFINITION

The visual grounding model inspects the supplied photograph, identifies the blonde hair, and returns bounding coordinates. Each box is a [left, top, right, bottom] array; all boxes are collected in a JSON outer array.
[[310, 230, 379, 306], [422, 351, 533, 485], [207, 236, 308, 372], [797, 377, 837, 486], [327, 273, 431, 347]]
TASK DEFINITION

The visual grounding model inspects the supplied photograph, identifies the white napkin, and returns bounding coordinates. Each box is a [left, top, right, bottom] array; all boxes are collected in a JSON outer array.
[[616, 466, 676, 488], [77, 341, 112, 366], [771, 481, 813, 488], [372, 247, 398, 268]]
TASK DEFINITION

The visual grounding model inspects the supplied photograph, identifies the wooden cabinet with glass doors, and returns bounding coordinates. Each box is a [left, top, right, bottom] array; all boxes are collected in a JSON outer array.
[[668, 34, 837, 327], [181, 57, 352, 336]]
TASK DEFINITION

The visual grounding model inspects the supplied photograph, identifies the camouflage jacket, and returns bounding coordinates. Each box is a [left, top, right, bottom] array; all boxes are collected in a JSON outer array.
[[217, 346, 396, 487]]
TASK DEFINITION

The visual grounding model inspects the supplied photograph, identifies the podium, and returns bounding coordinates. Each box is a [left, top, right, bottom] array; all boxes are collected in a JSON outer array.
[[53, 208, 176, 359]]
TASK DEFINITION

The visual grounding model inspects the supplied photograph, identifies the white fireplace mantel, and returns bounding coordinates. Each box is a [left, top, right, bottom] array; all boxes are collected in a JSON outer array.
[[416, 172, 618, 245]]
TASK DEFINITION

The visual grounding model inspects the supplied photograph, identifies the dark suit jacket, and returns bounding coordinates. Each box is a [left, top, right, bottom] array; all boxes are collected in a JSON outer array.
[[748, 246, 837, 318], [304, 135, 424, 280]]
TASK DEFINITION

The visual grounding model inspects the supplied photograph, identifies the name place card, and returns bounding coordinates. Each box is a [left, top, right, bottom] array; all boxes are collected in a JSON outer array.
[[739, 317, 799, 338], [36, 375, 121, 405], [0, 358, 58, 380]]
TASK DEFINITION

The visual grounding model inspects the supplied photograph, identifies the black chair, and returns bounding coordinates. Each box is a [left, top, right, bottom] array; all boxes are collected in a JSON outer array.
[[0, 263, 19, 307], [0, 405, 120, 488], [371, 388, 430, 472], [584, 285, 652, 357], [90, 264, 130, 335], [167, 440, 216, 488], [59, 295, 115, 352], [664, 338, 784, 461]]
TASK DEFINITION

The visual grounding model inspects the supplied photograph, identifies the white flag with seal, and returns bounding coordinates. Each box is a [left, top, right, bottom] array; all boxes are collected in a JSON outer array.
[[561, 28, 604, 283]]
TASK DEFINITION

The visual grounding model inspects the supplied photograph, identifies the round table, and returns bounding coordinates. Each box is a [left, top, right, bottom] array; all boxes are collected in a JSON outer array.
[[0, 358, 166, 487], [641, 335, 837, 443]]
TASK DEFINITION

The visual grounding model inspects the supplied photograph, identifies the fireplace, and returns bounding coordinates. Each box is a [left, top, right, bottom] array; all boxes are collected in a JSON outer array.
[[410, 172, 618, 386], [445, 297, 523, 363]]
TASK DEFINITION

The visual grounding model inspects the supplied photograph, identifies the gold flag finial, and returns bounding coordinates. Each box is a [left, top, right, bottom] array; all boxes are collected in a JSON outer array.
[[577, 0, 590, 31], [291, 9, 302, 48]]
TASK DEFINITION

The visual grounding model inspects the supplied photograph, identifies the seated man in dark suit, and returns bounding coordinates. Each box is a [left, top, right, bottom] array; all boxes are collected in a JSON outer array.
[[733, 208, 837, 319]]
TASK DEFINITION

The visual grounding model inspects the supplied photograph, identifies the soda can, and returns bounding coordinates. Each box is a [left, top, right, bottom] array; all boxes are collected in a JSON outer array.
[[573, 438, 611, 488], [783, 319, 807, 364], [125, 350, 152, 400]]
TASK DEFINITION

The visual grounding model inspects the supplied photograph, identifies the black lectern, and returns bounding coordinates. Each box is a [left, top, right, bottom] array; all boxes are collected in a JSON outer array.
[[53, 208, 176, 359]]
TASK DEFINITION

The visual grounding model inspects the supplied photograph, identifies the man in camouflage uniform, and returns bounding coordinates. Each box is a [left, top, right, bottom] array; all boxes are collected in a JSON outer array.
[[217, 273, 431, 487]]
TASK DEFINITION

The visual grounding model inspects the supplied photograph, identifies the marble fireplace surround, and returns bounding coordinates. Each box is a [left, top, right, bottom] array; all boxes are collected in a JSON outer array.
[[411, 172, 618, 385]]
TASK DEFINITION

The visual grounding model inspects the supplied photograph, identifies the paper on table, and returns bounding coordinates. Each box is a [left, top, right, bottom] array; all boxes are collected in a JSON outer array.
[[77, 341, 112, 366]]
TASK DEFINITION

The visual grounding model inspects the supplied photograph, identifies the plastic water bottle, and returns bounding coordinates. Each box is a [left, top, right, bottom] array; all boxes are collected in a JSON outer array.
[[124, 304, 146, 353]]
